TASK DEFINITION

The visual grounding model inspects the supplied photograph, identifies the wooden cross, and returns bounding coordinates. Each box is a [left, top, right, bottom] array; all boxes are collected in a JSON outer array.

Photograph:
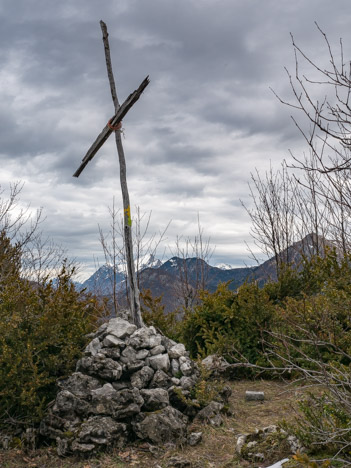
[[72, 76, 149, 178], [73, 21, 149, 328]]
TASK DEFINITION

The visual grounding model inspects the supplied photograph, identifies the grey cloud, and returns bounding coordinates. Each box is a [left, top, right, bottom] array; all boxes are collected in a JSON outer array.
[[1, 0, 351, 276]]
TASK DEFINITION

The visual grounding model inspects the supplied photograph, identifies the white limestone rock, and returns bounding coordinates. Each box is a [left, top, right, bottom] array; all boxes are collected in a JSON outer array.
[[149, 370, 173, 389], [104, 318, 137, 340], [136, 349, 149, 360], [76, 355, 123, 381], [171, 358, 180, 376], [179, 357, 193, 376], [130, 366, 154, 389], [161, 335, 177, 351], [133, 406, 188, 444], [57, 372, 101, 399], [148, 353, 170, 372], [169, 343, 187, 359], [121, 346, 137, 361], [180, 376, 196, 391], [84, 338, 102, 356], [102, 334, 125, 348], [91, 383, 116, 399], [236, 434, 248, 454], [150, 345, 166, 356], [187, 432, 202, 446], [266, 459, 290, 468], [127, 326, 162, 349], [140, 388, 169, 411]]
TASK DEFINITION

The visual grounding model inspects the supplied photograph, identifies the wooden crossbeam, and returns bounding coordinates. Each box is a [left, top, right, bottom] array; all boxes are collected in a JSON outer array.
[[73, 76, 149, 178], [73, 21, 149, 328]]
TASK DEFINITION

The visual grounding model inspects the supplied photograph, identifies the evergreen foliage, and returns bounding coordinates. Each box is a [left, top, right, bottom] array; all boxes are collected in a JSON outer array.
[[0, 235, 103, 426], [182, 281, 274, 367], [141, 288, 182, 342], [178, 250, 351, 462], [0, 230, 21, 287]]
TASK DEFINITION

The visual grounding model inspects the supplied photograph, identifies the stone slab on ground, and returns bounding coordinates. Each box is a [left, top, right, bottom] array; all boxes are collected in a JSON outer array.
[[245, 390, 265, 401]]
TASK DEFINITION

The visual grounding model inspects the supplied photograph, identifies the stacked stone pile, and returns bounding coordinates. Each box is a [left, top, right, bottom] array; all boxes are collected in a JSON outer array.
[[40, 318, 225, 456]]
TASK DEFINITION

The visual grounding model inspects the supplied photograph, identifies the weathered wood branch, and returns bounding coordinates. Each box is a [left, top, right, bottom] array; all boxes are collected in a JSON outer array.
[[100, 20, 119, 107], [72, 76, 149, 178], [100, 21, 144, 328]]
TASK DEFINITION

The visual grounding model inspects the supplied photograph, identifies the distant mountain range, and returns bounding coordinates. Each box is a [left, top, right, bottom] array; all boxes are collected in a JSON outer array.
[[78, 253, 162, 296], [76, 233, 334, 312]]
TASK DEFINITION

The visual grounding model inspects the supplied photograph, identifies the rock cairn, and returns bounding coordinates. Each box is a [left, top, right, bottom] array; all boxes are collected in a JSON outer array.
[[40, 318, 214, 456]]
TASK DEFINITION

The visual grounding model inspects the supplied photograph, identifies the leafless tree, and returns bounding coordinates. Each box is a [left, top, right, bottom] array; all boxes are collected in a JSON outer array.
[[98, 198, 124, 317], [98, 200, 169, 316], [170, 215, 214, 310], [21, 234, 71, 284], [292, 156, 330, 255], [320, 169, 351, 254], [0, 181, 42, 248], [132, 206, 170, 283], [273, 23, 351, 175], [269, 25, 351, 256], [242, 163, 299, 275], [242, 158, 339, 278], [0, 182, 78, 287]]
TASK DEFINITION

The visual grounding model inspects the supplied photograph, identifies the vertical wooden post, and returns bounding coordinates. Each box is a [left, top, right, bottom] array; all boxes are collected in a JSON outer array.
[[100, 20, 143, 328]]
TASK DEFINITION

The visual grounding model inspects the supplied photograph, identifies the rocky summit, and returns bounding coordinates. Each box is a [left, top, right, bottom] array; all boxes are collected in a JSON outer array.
[[40, 318, 224, 456]]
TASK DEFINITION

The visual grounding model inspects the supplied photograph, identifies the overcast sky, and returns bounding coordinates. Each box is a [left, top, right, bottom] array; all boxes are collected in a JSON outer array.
[[2, 0, 351, 280]]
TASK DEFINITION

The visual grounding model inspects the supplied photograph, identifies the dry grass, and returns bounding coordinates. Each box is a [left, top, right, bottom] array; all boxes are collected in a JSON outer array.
[[228, 379, 305, 433], [0, 379, 308, 468]]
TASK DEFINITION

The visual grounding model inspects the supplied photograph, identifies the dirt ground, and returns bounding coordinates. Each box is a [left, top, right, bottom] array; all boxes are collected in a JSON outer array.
[[0, 379, 309, 468]]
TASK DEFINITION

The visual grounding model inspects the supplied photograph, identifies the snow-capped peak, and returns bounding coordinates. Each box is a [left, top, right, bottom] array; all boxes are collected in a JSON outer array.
[[136, 253, 162, 270], [215, 262, 233, 270]]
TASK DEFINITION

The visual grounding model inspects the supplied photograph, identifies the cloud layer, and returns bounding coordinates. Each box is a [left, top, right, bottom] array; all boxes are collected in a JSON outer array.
[[1, 0, 351, 278]]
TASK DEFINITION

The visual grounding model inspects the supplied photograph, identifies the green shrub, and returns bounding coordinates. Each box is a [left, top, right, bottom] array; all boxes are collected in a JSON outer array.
[[264, 262, 306, 304], [0, 230, 20, 285], [274, 293, 351, 367], [271, 250, 351, 369], [0, 261, 103, 426], [267, 251, 351, 463], [280, 391, 351, 465], [141, 288, 182, 342], [262, 248, 351, 304], [182, 281, 274, 368], [296, 392, 351, 455], [191, 362, 226, 407]]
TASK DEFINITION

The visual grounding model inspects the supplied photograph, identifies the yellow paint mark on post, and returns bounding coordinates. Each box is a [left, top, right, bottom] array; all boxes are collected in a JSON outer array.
[[124, 206, 132, 226]]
